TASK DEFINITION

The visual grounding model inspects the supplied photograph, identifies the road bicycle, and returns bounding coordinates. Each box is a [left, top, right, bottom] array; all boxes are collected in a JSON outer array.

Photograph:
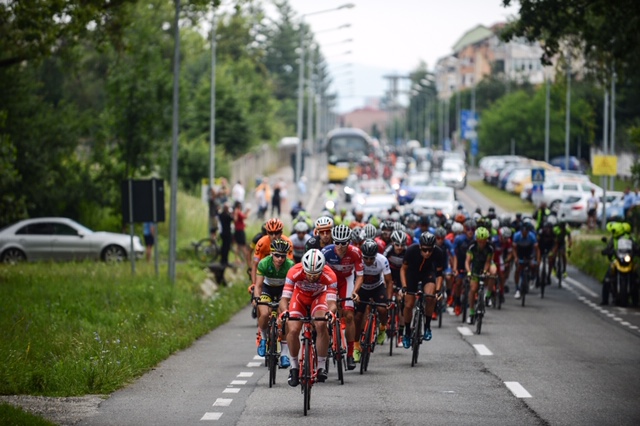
[[539, 249, 552, 298], [437, 275, 452, 329], [256, 299, 281, 388], [328, 298, 350, 385], [474, 274, 497, 335], [520, 262, 533, 307], [407, 287, 436, 367], [356, 299, 387, 374], [281, 311, 330, 416], [460, 275, 470, 324], [191, 236, 220, 263], [387, 290, 401, 357]]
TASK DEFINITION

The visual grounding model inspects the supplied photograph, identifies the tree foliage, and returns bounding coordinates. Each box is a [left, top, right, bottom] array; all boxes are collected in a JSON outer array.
[[501, 0, 640, 80]]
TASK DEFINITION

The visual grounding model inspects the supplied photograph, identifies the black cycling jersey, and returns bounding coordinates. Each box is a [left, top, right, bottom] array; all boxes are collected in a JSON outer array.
[[384, 244, 406, 287], [467, 242, 494, 274], [402, 244, 446, 291]]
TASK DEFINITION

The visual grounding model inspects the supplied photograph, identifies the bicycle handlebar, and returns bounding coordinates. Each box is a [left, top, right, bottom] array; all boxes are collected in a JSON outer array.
[[255, 300, 280, 309]]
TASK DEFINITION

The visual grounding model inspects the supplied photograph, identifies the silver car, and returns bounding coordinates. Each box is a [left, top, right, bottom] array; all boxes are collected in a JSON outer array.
[[0, 217, 144, 263]]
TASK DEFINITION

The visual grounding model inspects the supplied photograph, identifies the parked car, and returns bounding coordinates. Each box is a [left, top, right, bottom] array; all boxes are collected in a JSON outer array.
[[541, 180, 603, 209], [410, 186, 459, 218], [0, 217, 145, 264], [556, 191, 623, 226], [505, 168, 532, 194]]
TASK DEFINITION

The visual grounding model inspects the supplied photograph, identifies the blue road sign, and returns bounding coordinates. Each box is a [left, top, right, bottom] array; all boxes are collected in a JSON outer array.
[[461, 110, 479, 140], [531, 168, 545, 183], [532, 183, 544, 193]]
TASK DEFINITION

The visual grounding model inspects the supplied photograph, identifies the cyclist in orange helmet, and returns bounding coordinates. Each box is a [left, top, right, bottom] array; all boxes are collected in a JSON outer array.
[[251, 218, 294, 285]]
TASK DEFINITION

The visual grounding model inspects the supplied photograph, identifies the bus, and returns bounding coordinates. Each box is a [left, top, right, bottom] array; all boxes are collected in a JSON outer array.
[[325, 128, 374, 183]]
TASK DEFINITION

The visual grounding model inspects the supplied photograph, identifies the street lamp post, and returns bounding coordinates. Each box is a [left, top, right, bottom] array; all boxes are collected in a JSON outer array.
[[295, 4, 354, 196]]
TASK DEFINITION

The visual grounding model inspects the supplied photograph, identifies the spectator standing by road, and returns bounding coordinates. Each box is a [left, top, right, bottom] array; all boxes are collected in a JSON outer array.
[[233, 201, 250, 268], [586, 189, 598, 231], [218, 203, 233, 266], [143, 222, 155, 262], [232, 180, 245, 205], [255, 178, 271, 220], [271, 180, 282, 216]]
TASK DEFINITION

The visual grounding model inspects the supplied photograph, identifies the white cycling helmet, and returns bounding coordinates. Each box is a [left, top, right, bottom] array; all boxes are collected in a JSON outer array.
[[451, 222, 464, 234], [302, 249, 325, 274], [331, 224, 352, 243], [315, 215, 334, 230], [294, 221, 309, 233]]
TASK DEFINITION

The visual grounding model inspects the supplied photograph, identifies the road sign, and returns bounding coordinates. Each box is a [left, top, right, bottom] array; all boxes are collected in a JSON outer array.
[[592, 155, 617, 176], [461, 110, 479, 140], [531, 168, 545, 183], [531, 183, 544, 206]]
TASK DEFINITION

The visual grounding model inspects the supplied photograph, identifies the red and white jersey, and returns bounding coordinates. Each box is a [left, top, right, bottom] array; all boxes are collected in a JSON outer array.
[[283, 263, 338, 301], [321, 244, 364, 280], [374, 237, 387, 254]]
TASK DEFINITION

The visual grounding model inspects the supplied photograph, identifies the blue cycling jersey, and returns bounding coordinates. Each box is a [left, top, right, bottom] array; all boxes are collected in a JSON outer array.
[[513, 231, 537, 259]]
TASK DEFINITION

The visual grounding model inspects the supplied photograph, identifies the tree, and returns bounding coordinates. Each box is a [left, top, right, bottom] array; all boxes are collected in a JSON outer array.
[[501, 0, 640, 80]]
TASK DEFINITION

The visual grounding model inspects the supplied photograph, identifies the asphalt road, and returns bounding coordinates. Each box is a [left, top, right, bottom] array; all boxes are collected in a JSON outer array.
[[80, 173, 640, 426]]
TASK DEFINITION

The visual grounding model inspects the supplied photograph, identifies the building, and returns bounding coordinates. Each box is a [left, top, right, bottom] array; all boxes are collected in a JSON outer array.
[[338, 106, 390, 140]]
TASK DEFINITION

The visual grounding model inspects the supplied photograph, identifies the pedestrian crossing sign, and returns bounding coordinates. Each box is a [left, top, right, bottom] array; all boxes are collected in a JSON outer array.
[[531, 168, 545, 183]]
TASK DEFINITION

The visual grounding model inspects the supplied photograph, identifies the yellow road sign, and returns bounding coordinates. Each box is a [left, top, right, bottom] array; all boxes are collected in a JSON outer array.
[[592, 155, 617, 176]]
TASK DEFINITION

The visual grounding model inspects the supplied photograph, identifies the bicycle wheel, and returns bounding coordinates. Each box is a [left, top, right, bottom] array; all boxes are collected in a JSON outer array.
[[557, 255, 563, 288], [332, 319, 344, 384], [388, 305, 396, 357], [268, 323, 277, 388], [196, 238, 219, 263], [521, 272, 528, 307], [475, 293, 484, 335], [410, 307, 422, 367], [364, 315, 376, 372], [302, 341, 311, 416], [540, 258, 547, 299]]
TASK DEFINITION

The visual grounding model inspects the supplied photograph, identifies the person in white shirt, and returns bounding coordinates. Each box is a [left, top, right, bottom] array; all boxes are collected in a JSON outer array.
[[231, 180, 245, 204]]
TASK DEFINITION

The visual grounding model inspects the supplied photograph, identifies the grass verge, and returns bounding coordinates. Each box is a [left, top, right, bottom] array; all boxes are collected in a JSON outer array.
[[568, 235, 608, 282], [469, 180, 535, 214], [0, 402, 56, 426], [0, 261, 248, 396]]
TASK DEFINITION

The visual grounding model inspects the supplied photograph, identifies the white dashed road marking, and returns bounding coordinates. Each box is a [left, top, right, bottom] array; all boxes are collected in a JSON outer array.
[[237, 372, 254, 377], [201, 412, 223, 421], [230, 380, 247, 385], [246, 362, 262, 367], [473, 344, 493, 356], [222, 388, 241, 394], [457, 326, 473, 336], [213, 398, 233, 407], [505, 381, 532, 398]]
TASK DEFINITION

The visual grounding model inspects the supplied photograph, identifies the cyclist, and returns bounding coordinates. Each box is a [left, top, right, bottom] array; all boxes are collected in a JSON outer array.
[[384, 230, 409, 344], [280, 249, 338, 386], [400, 233, 446, 347], [253, 239, 295, 367], [513, 222, 540, 299], [314, 216, 334, 249], [452, 220, 476, 316], [321, 224, 363, 370], [290, 221, 311, 263], [492, 226, 513, 304], [350, 226, 366, 249], [363, 223, 378, 240], [251, 218, 294, 285], [533, 201, 552, 230], [435, 227, 455, 310], [551, 215, 572, 280], [537, 216, 557, 287], [464, 227, 496, 324], [353, 239, 393, 362], [375, 220, 394, 253]]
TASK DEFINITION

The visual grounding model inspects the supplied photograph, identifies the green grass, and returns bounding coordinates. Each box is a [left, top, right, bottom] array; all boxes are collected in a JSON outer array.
[[0, 262, 248, 396], [0, 403, 56, 426], [469, 180, 535, 214], [568, 236, 609, 282]]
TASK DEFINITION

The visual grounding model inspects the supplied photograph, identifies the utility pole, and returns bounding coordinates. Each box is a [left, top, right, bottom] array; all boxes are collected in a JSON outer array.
[[544, 73, 550, 164], [564, 54, 571, 172], [168, 0, 181, 283]]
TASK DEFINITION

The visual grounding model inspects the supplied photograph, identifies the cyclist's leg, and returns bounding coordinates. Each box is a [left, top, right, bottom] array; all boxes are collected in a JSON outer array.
[[468, 278, 479, 315], [338, 276, 357, 364], [286, 290, 308, 373], [311, 294, 330, 374], [422, 280, 436, 338]]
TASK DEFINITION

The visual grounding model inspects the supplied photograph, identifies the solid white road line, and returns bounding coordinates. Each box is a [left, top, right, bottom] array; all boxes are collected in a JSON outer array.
[[473, 344, 493, 356], [505, 381, 532, 398], [201, 412, 223, 420], [237, 372, 254, 377], [212, 399, 233, 407], [564, 276, 599, 298], [457, 326, 473, 336], [222, 388, 241, 394]]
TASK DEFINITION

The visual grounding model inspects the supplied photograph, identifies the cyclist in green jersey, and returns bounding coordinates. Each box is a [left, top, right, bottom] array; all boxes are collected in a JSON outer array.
[[551, 217, 572, 278], [465, 227, 496, 325], [253, 239, 295, 368]]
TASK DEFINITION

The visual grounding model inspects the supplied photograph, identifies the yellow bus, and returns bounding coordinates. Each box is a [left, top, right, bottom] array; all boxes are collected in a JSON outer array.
[[325, 128, 374, 183]]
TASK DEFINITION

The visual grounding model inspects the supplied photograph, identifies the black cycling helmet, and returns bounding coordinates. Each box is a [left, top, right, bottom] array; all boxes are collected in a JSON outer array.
[[419, 232, 436, 247], [270, 239, 290, 254], [361, 239, 378, 257], [305, 236, 321, 252], [351, 226, 365, 244]]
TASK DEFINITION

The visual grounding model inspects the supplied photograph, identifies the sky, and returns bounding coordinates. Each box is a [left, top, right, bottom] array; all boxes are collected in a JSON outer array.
[[281, 0, 520, 112]]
